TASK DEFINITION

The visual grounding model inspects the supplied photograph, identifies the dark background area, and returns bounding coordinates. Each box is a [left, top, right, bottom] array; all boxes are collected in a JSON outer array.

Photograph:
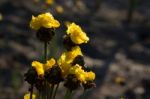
[[0, 0, 150, 99]]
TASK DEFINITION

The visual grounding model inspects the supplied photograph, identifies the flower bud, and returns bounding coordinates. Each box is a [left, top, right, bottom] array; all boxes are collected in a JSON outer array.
[[45, 65, 63, 84], [36, 27, 55, 42], [64, 74, 80, 90], [24, 67, 38, 85]]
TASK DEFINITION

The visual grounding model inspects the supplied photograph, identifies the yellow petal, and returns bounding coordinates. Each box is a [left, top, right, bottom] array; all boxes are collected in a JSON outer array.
[[30, 12, 60, 30], [24, 93, 36, 99], [32, 61, 44, 76], [67, 23, 89, 44], [65, 46, 83, 63], [85, 71, 95, 81], [45, 58, 56, 70], [69, 64, 86, 82]]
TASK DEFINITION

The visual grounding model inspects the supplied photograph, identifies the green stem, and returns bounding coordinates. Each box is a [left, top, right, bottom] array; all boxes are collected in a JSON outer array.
[[51, 84, 60, 99], [68, 90, 73, 99], [29, 85, 33, 99], [37, 91, 41, 99], [47, 84, 51, 99], [81, 90, 87, 99], [45, 82, 49, 99], [44, 42, 47, 63], [49, 84, 55, 99], [65, 89, 72, 99], [44, 42, 48, 99], [65, 89, 69, 99]]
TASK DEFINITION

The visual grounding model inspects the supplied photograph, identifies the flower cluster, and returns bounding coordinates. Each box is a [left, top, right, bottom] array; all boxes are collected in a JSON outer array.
[[59, 23, 95, 91], [24, 12, 96, 99]]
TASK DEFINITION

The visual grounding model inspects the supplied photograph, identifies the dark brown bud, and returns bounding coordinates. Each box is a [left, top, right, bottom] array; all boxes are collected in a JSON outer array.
[[45, 65, 64, 84], [24, 67, 38, 85], [64, 74, 81, 90], [36, 27, 55, 42], [63, 35, 78, 51], [82, 81, 96, 90], [35, 79, 45, 91], [72, 55, 85, 68]]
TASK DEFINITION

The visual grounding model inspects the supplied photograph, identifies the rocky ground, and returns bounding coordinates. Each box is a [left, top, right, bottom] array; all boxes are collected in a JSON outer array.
[[0, 0, 150, 99]]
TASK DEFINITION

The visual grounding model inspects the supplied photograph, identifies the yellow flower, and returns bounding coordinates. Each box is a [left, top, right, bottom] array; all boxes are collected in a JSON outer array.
[[58, 46, 82, 77], [32, 61, 44, 76], [69, 64, 95, 83], [66, 46, 83, 63], [30, 12, 60, 30], [46, 0, 54, 5], [58, 46, 82, 64], [58, 53, 71, 77], [60, 62, 71, 77], [67, 23, 89, 44], [45, 58, 56, 70], [69, 64, 86, 83], [32, 58, 56, 77], [24, 93, 36, 99], [85, 71, 95, 81]]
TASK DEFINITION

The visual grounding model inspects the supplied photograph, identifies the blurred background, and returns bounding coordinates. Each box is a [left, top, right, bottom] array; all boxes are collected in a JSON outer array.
[[0, 0, 150, 99]]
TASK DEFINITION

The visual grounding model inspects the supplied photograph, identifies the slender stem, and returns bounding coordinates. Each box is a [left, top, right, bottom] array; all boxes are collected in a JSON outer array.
[[37, 91, 41, 99], [47, 84, 51, 99], [81, 90, 87, 99], [65, 89, 73, 99], [45, 82, 48, 99], [65, 89, 69, 99], [30, 85, 33, 99], [51, 84, 60, 99], [49, 84, 55, 99], [44, 42, 48, 99], [68, 90, 72, 99], [44, 42, 47, 63], [41, 90, 45, 99]]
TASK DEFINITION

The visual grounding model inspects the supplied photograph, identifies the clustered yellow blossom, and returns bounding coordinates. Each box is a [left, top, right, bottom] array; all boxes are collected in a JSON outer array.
[[58, 45, 95, 84], [32, 58, 56, 77], [67, 23, 89, 44], [58, 46, 82, 64], [58, 46, 82, 77], [30, 12, 60, 30], [69, 64, 95, 83], [24, 93, 36, 99], [24, 12, 96, 98]]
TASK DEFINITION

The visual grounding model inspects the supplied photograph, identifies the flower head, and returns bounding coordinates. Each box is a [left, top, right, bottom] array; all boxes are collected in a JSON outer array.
[[32, 61, 44, 77], [85, 71, 95, 81], [69, 64, 86, 83], [67, 23, 89, 44], [45, 58, 56, 70], [24, 93, 36, 99], [58, 46, 83, 77], [31, 58, 56, 77], [58, 46, 82, 65], [69, 65, 95, 83], [30, 12, 60, 30]]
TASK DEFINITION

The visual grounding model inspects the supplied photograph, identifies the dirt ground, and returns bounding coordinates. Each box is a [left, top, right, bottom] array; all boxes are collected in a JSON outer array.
[[0, 0, 150, 99]]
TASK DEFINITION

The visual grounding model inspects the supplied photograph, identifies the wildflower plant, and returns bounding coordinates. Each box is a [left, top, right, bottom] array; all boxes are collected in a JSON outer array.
[[24, 12, 96, 99]]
